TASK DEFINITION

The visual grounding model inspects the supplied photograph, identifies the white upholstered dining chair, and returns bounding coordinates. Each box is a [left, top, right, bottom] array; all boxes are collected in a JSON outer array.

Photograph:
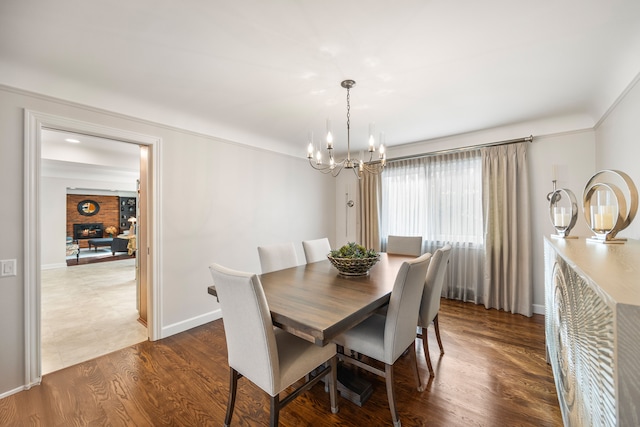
[[209, 263, 339, 427], [333, 252, 432, 427], [257, 242, 299, 273], [302, 237, 331, 264], [417, 244, 452, 378], [386, 235, 423, 256]]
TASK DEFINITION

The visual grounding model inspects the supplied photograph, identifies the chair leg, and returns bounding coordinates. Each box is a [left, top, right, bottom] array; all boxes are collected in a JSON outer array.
[[224, 368, 239, 427], [422, 330, 434, 376], [329, 356, 339, 414], [385, 363, 402, 427], [270, 394, 280, 427], [408, 344, 424, 392], [434, 314, 444, 354]]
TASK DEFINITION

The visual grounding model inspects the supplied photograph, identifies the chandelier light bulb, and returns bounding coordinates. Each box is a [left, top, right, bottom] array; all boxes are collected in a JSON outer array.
[[307, 142, 314, 159], [326, 119, 333, 149], [379, 132, 386, 160], [315, 151, 322, 165], [368, 123, 375, 152]]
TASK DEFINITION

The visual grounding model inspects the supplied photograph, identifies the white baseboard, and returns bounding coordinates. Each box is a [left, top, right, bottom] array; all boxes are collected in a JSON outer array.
[[160, 309, 222, 339], [532, 303, 545, 315], [41, 262, 67, 270], [0, 383, 34, 399]]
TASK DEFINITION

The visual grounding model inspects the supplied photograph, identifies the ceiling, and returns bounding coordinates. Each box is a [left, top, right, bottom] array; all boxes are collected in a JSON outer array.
[[2, 0, 640, 156], [41, 129, 140, 167], [40, 129, 140, 188]]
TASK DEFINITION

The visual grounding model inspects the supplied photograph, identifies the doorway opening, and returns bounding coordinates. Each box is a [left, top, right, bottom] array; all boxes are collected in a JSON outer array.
[[24, 110, 162, 387], [40, 129, 145, 374]]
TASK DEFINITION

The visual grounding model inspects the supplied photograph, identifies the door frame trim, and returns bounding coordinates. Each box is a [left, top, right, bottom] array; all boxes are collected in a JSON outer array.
[[24, 109, 163, 388]]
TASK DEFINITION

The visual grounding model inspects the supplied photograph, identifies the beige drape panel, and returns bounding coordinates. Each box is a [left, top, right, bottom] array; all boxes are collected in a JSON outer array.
[[481, 142, 532, 317], [358, 170, 381, 251]]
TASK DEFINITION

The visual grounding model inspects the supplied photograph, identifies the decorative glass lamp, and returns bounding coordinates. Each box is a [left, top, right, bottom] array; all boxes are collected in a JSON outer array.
[[128, 216, 137, 235], [583, 170, 638, 244], [549, 188, 578, 238]]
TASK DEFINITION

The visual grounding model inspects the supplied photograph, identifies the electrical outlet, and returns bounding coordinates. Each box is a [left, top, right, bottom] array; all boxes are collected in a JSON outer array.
[[1, 259, 16, 277]]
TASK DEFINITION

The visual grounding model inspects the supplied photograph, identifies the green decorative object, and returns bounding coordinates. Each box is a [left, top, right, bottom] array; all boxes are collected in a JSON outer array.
[[327, 242, 379, 276]]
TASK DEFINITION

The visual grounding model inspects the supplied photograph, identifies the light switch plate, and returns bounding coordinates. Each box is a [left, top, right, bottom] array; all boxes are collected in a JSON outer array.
[[1, 259, 17, 277]]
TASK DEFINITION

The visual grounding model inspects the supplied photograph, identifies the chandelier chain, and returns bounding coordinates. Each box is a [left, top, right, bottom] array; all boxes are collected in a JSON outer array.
[[346, 86, 351, 159]]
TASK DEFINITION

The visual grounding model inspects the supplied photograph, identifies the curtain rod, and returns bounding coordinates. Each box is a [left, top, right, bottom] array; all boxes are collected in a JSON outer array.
[[387, 135, 533, 163]]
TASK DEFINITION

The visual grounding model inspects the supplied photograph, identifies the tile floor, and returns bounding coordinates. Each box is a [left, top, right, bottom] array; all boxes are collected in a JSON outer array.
[[41, 258, 148, 374]]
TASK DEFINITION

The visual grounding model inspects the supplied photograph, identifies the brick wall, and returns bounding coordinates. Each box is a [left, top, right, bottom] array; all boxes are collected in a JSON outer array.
[[67, 195, 120, 248]]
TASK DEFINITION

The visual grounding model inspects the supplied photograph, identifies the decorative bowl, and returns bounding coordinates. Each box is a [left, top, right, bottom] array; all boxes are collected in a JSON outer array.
[[327, 254, 380, 276], [328, 242, 380, 276]]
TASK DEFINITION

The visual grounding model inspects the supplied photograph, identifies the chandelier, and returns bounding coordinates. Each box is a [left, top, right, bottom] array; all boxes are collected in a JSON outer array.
[[307, 79, 386, 178]]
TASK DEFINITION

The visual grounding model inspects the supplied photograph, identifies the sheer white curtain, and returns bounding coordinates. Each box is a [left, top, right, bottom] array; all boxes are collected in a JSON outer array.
[[380, 150, 485, 302]]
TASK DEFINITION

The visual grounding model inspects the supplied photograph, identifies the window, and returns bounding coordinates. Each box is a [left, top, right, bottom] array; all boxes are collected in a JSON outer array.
[[380, 150, 483, 247]]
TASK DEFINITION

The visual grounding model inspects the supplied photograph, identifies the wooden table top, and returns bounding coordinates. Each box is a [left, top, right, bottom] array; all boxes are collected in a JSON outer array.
[[208, 253, 412, 346]]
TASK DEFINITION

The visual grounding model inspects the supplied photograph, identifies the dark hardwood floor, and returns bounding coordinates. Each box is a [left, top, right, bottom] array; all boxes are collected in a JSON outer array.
[[0, 300, 562, 426]]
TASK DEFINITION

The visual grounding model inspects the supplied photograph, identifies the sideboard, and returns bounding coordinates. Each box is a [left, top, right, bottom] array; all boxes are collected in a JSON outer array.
[[544, 237, 640, 426]]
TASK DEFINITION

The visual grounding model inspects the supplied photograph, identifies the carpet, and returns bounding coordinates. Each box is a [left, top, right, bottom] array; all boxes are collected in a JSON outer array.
[[67, 248, 134, 266]]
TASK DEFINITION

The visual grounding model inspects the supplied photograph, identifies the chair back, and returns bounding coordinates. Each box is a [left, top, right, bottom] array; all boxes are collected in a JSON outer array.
[[383, 252, 432, 362], [387, 235, 423, 256], [418, 244, 452, 327], [258, 242, 299, 273], [209, 264, 279, 394], [302, 237, 331, 263]]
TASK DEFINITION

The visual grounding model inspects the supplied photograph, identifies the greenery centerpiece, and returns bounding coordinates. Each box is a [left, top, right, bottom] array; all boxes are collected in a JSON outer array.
[[105, 226, 118, 237], [327, 242, 380, 277]]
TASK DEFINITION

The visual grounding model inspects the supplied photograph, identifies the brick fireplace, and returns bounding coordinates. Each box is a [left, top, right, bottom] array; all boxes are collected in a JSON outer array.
[[67, 194, 119, 248]]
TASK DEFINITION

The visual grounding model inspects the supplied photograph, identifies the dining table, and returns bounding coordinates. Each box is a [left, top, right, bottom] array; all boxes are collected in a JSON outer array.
[[207, 252, 413, 405]]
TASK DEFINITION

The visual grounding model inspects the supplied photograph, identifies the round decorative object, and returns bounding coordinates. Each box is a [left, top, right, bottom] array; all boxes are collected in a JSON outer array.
[[77, 199, 100, 216], [549, 188, 578, 238], [582, 170, 638, 243], [327, 255, 380, 277]]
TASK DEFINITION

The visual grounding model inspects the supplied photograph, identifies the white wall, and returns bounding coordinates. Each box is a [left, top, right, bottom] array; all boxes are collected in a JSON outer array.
[[159, 133, 335, 327], [595, 75, 640, 239], [0, 86, 335, 396], [528, 131, 596, 307], [40, 177, 67, 269], [0, 88, 27, 398]]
